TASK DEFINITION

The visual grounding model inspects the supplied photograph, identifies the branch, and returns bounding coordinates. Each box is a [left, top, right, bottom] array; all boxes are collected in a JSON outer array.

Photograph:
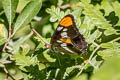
[[29, 23, 51, 48], [3, 67, 15, 80], [2, 25, 13, 53], [59, 4, 72, 9]]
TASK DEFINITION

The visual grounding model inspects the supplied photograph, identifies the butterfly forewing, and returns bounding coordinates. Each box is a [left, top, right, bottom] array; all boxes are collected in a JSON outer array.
[[50, 14, 88, 54]]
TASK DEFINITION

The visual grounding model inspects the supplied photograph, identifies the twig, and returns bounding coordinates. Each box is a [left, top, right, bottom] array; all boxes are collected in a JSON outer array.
[[29, 23, 50, 48], [31, 28, 48, 44], [58, 0, 82, 9], [9, 24, 12, 37], [59, 4, 72, 9], [31, 28, 51, 48], [3, 67, 15, 80], [2, 35, 13, 53]]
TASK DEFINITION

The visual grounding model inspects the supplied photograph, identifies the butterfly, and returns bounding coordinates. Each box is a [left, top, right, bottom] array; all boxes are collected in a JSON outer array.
[[50, 14, 88, 55]]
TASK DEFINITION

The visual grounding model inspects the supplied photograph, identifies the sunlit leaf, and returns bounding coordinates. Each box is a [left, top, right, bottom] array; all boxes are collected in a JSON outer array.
[[2, 0, 18, 24], [100, 42, 120, 49], [0, 24, 8, 46], [98, 48, 120, 60]]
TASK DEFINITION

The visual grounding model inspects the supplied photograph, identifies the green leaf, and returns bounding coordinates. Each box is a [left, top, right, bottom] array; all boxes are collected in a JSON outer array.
[[50, 16, 58, 22], [8, 31, 33, 53], [0, 53, 11, 68], [57, 0, 63, 6], [100, 1, 113, 16], [20, 43, 30, 55], [13, 0, 42, 35], [89, 56, 103, 72], [89, 29, 102, 43], [13, 54, 38, 71], [112, 1, 120, 26], [34, 36, 50, 51], [71, 74, 88, 80], [90, 56, 120, 80], [43, 50, 56, 62], [46, 6, 71, 22], [81, 0, 91, 4], [104, 27, 117, 36], [98, 48, 120, 60], [100, 42, 120, 49], [80, 1, 117, 36], [0, 24, 8, 46], [42, 24, 54, 37], [2, 0, 18, 24]]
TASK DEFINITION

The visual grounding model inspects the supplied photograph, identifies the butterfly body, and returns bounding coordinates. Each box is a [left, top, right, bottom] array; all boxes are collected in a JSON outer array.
[[50, 14, 88, 54]]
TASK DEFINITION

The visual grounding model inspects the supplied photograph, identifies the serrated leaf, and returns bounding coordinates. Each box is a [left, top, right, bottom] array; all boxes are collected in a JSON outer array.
[[104, 28, 117, 36], [81, 1, 112, 30], [101, 1, 113, 16], [50, 16, 58, 22], [97, 48, 120, 60], [13, 0, 42, 35], [13, 54, 38, 71], [46, 5, 71, 22], [2, 0, 18, 24], [89, 30, 102, 42], [112, 1, 120, 26]]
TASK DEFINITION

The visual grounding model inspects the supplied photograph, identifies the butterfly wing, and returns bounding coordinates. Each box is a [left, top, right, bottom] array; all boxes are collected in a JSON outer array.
[[50, 14, 87, 54]]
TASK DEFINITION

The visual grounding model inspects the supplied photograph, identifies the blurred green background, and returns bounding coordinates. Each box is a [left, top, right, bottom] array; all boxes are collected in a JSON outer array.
[[0, 0, 120, 80]]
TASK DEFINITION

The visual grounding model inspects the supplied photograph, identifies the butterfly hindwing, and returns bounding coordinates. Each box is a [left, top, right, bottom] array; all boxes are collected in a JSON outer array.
[[50, 14, 87, 54]]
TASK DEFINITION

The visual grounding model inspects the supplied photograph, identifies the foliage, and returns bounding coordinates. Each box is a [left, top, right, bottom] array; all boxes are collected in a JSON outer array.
[[0, 0, 120, 80]]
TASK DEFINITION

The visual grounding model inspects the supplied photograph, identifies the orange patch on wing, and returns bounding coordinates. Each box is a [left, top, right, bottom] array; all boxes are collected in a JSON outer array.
[[60, 17, 72, 27], [60, 38, 72, 44]]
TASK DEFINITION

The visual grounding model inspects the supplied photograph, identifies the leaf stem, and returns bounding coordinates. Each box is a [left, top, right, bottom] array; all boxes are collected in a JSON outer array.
[[59, 4, 72, 9], [29, 23, 50, 47], [3, 66, 15, 80], [110, 37, 120, 43], [2, 25, 13, 53], [9, 24, 12, 37], [2, 35, 13, 53]]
